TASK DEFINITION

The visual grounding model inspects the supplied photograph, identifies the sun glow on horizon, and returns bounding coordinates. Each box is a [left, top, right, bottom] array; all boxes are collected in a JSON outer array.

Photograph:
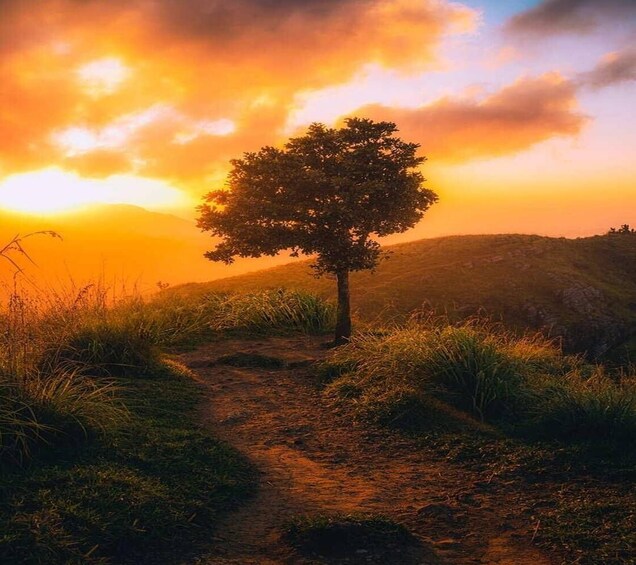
[[0, 169, 190, 216]]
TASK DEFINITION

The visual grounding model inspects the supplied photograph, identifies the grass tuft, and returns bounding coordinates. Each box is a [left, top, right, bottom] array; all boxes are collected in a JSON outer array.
[[216, 352, 286, 369], [323, 321, 636, 445], [204, 289, 336, 336], [527, 369, 636, 443]]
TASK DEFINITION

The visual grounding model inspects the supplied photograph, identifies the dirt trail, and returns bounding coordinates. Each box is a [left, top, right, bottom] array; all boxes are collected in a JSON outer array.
[[180, 336, 553, 565]]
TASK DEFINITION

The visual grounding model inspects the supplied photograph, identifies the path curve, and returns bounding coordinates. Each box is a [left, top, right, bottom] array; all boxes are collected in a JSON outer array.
[[180, 336, 553, 565]]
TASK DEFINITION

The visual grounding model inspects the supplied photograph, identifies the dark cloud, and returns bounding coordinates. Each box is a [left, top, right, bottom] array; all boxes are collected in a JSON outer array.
[[577, 48, 636, 88], [505, 0, 636, 36], [353, 74, 587, 162], [150, 0, 353, 41]]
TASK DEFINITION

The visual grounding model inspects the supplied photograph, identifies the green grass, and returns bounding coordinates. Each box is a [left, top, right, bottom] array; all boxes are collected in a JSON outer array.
[[321, 322, 636, 444], [215, 352, 286, 369], [526, 369, 636, 443], [413, 428, 635, 565], [0, 284, 333, 561], [0, 285, 335, 466], [200, 289, 336, 337], [2, 271, 633, 564], [0, 360, 254, 564]]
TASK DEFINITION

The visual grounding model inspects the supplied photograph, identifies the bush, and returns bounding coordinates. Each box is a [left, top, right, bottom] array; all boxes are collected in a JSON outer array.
[[40, 322, 161, 377], [206, 289, 335, 335], [323, 321, 636, 445], [324, 323, 561, 423], [0, 285, 131, 467], [528, 370, 636, 443], [425, 325, 527, 420], [1, 370, 125, 466]]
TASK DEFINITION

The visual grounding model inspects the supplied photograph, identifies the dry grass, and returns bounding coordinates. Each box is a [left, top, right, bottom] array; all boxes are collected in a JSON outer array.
[[0, 280, 335, 467]]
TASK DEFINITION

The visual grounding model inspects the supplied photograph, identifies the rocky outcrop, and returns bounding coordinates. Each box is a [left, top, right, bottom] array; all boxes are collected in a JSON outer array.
[[521, 278, 629, 358]]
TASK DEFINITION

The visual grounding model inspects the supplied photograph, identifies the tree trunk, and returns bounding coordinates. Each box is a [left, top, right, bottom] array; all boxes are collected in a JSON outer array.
[[335, 269, 352, 346]]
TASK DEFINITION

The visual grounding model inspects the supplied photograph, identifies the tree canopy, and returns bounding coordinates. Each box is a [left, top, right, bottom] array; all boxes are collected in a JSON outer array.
[[198, 117, 438, 342]]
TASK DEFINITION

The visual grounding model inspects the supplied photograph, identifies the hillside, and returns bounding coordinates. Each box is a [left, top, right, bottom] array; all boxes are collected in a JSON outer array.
[[172, 233, 636, 358]]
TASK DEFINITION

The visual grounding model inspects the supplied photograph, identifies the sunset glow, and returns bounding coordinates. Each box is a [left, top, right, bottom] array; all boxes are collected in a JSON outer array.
[[0, 0, 634, 285], [0, 169, 188, 215], [77, 57, 130, 97]]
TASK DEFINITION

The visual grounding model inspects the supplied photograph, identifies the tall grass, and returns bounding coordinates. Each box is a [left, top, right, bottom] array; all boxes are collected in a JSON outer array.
[[529, 369, 636, 442], [0, 282, 334, 466], [205, 289, 335, 335], [0, 370, 123, 466], [322, 321, 636, 444], [0, 283, 129, 466]]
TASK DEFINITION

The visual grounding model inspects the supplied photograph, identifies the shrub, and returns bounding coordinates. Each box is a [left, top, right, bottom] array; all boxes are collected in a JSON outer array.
[[40, 322, 161, 377], [425, 325, 527, 420], [1, 369, 125, 466], [0, 285, 130, 467], [528, 370, 636, 443], [321, 321, 636, 445], [206, 289, 335, 335], [324, 323, 561, 423]]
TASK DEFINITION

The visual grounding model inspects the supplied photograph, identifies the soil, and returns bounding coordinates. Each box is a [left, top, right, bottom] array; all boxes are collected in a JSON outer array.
[[179, 336, 554, 565]]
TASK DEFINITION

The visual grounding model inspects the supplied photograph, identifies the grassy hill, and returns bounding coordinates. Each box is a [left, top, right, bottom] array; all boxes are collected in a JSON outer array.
[[172, 233, 636, 358]]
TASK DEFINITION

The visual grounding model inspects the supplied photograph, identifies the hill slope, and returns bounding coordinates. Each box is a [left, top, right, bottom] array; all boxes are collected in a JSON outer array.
[[173, 234, 636, 357]]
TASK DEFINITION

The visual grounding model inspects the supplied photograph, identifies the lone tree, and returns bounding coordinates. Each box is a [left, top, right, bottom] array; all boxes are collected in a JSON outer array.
[[198, 118, 438, 344]]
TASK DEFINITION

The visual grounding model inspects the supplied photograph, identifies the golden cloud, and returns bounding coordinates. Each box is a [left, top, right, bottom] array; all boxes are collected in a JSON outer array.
[[0, 0, 476, 185], [577, 48, 636, 89], [353, 74, 588, 162]]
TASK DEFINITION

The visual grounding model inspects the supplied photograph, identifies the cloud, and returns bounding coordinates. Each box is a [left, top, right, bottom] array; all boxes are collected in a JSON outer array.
[[505, 0, 636, 37], [0, 0, 477, 186], [353, 74, 587, 162], [577, 48, 636, 89]]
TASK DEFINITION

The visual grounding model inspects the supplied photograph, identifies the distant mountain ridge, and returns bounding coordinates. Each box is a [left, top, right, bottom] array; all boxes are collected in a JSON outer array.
[[0, 204, 294, 292], [172, 233, 636, 358]]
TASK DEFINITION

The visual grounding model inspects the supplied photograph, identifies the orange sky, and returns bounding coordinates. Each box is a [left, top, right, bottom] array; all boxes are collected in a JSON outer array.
[[0, 0, 635, 287]]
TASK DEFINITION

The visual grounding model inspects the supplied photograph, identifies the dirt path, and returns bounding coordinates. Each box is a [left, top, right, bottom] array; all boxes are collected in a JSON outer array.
[[179, 336, 553, 565]]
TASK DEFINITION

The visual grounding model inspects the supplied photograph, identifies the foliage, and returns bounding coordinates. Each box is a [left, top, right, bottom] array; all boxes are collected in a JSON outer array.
[[528, 369, 636, 442], [0, 282, 334, 467], [607, 224, 635, 234], [198, 117, 437, 342], [0, 370, 124, 467], [185, 232, 636, 358], [198, 118, 437, 275], [0, 287, 130, 467]]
